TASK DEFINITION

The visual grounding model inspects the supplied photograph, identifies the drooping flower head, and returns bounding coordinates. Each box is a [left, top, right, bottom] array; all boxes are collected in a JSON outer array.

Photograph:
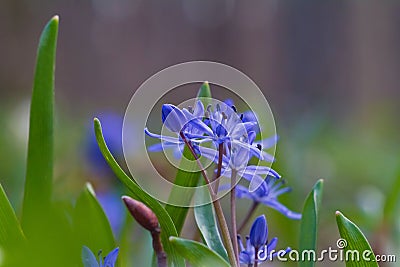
[[236, 176, 302, 220], [82, 246, 119, 267]]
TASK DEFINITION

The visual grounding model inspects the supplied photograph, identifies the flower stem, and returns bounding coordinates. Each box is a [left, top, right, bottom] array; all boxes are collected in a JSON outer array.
[[179, 133, 238, 267], [151, 228, 167, 267], [213, 143, 224, 193], [238, 202, 259, 233], [230, 169, 239, 264], [254, 247, 259, 267]]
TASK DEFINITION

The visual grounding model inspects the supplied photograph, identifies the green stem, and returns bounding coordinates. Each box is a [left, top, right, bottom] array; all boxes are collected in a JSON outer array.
[[180, 133, 238, 267], [230, 169, 239, 264]]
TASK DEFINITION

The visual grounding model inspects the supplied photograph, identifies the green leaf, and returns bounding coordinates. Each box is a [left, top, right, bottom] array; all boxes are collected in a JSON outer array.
[[22, 15, 59, 233], [73, 183, 115, 254], [383, 168, 400, 224], [165, 82, 212, 234], [0, 183, 25, 249], [336, 211, 378, 267], [169, 237, 230, 267], [94, 118, 184, 267], [194, 187, 228, 261], [299, 179, 324, 267]]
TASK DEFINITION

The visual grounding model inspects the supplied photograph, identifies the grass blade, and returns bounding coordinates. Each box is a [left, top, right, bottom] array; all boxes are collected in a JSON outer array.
[[0, 183, 25, 249], [299, 179, 324, 267], [21, 16, 59, 232], [94, 118, 184, 267], [336, 211, 378, 267], [169, 237, 230, 267]]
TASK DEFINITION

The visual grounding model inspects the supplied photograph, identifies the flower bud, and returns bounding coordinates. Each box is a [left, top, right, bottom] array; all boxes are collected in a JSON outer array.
[[122, 196, 159, 232], [250, 215, 268, 249]]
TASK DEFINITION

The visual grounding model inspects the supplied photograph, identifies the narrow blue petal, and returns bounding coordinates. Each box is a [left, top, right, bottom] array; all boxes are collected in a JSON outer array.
[[82, 246, 99, 267], [235, 185, 255, 200], [260, 135, 279, 150], [261, 200, 302, 220], [271, 187, 292, 197], [250, 215, 268, 248], [237, 235, 245, 252], [193, 100, 205, 117], [144, 128, 182, 144], [266, 237, 278, 254], [103, 247, 119, 267]]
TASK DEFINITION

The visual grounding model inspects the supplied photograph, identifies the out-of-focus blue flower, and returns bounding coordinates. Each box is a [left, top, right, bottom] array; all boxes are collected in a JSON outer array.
[[236, 176, 301, 220], [85, 112, 126, 236], [238, 215, 290, 265], [82, 246, 119, 267], [86, 112, 123, 175], [96, 190, 126, 236]]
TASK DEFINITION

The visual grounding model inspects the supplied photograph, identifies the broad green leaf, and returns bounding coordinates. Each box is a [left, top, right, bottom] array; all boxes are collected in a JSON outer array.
[[22, 15, 59, 233], [299, 179, 323, 267], [165, 82, 212, 234], [0, 183, 25, 249], [94, 118, 184, 267], [336, 211, 378, 267], [73, 183, 115, 255], [194, 186, 228, 261], [169, 237, 230, 267]]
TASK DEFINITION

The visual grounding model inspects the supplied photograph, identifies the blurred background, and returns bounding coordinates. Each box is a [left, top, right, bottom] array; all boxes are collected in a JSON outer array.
[[0, 0, 399, 266]]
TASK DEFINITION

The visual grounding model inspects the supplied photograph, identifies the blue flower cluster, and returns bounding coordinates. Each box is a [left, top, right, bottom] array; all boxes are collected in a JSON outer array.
[[145, 100, 278, 183], [146, 97, 301, 266]]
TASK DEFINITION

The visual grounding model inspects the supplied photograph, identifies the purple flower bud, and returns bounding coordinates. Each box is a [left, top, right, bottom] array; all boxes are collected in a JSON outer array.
[[122, 196, 159, 232], [250, 215, 268, 249]]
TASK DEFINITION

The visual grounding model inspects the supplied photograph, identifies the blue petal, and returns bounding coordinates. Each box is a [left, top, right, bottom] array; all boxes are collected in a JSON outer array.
[[103, 247, 119, 267], [267, 237, 278, 254], [235, 185, 255, 200], [145, 128, 182, 144], [162, 104, 187, 132], [260, 135, 279, 150], [82, 246, 99, 267], [260, 199, 302, 220], [250, 215, 268, 248]]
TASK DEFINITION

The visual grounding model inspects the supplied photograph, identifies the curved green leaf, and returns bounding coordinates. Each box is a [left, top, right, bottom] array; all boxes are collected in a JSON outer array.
[[194, 187, 228, 261], [0, 183, 25, 249], [299, 179, 324, 267], [336, 211, 378, 267], [22, 15, 59, 233], [169, 237, 230, 267], [74, 183, 115, 254], [165, 82, 212, 234], [94, 118, 184, 267]]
